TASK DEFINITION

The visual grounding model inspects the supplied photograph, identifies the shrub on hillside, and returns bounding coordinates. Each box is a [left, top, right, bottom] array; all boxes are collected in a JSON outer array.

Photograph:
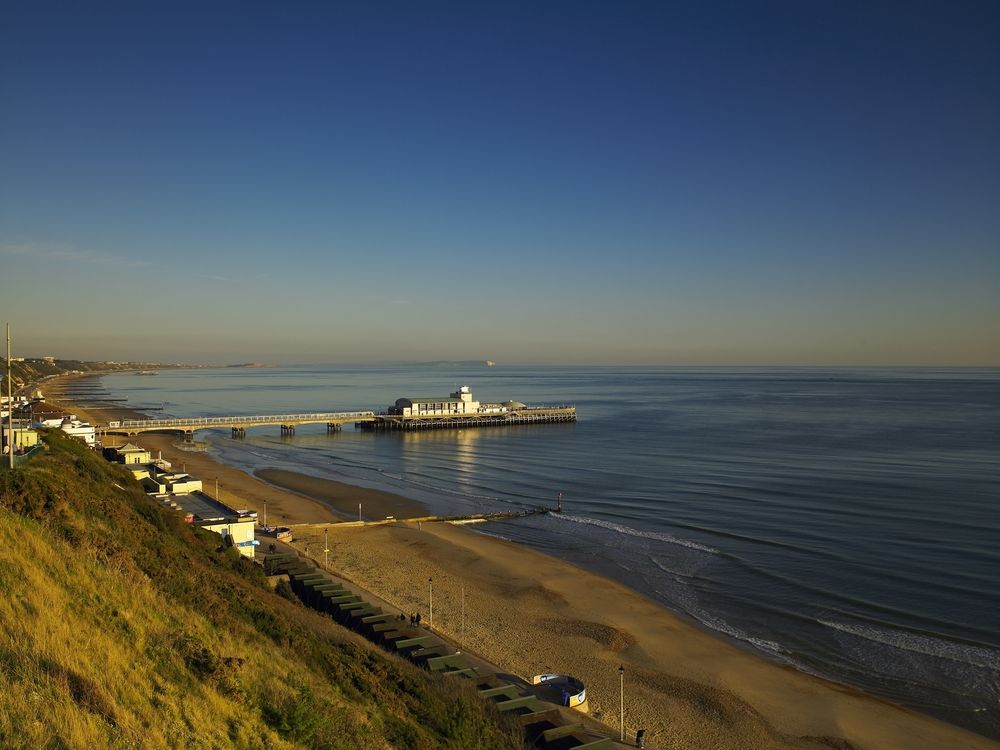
[[0, 461, 69, 519]]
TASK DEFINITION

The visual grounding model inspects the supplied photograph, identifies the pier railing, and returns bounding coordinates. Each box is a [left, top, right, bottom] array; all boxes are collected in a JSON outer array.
[[107, 412, 375, 429], [103, 405, 575, 435]]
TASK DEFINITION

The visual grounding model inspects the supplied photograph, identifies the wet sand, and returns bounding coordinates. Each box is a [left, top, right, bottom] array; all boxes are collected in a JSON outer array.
[[255, 468, 425, 520], [46, 373, 1000, 750]]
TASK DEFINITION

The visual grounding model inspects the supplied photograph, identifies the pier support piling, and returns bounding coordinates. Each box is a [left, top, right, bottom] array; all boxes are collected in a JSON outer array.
[[280, 425, 295, 436], [232, 426, 246, 438]]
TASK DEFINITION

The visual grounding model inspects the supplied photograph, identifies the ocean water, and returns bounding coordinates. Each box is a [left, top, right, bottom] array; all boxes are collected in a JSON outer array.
[[80, 365, 1000, 738]]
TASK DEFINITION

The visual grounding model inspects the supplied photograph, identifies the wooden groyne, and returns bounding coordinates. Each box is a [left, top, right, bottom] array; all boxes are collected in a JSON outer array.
[[290, 505, 559, 530]]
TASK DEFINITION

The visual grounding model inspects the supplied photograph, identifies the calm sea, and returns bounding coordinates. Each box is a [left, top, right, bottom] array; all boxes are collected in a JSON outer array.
[[81, 365, 1000, 738]]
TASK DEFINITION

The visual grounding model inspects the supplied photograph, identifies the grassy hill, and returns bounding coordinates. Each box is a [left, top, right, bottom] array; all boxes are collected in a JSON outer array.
[[0, 430, 523, 749]]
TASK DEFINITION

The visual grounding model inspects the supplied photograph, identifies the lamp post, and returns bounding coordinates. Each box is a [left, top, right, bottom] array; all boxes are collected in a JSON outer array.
[[428, 576, 433, 627], [262, 499, 267, 529], [461, 582, 465, 647], [619, 664, 625, 742], [358, 502, 362, 522], [6, 323, 12, 470], [324, 528, 329, 569]]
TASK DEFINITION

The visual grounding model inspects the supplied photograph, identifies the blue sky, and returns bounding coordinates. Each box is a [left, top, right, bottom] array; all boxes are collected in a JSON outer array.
[[1, 1, 998, 364]]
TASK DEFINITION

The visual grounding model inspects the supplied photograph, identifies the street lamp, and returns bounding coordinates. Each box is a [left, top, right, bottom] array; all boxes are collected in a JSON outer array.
[[619, 664, 625, 741], [6, 323, 13, 470], [428, 577, 433, 627]]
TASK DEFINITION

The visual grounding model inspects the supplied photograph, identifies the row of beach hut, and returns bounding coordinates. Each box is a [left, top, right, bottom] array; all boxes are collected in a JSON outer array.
[[263, 551, 616, 750]]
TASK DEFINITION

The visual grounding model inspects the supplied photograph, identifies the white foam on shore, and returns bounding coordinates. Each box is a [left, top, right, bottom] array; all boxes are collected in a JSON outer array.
[[819, 620, 1000, 671], [647, 554, 698, 580], [689, 607, 788, 657], [553, 513, 720, 554]]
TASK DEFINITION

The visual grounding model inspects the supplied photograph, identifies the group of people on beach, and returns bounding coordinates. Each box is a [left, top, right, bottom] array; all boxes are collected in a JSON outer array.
[[393, 612, 423, 627]]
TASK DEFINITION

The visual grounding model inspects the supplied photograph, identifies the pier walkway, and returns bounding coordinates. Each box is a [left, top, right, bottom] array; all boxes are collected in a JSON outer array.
[[100, 406, 576, 436], [103, 411, 375, 436], [357, 407, 576, 431]]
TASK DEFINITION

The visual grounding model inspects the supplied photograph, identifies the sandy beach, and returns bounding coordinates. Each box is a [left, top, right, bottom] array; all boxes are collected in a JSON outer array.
[[291, 521, 999, 750], [45, 374, 1000, 750]]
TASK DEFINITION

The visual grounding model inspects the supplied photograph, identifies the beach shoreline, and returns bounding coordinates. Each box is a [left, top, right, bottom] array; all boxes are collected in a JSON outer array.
[[45, 372, 1000, 750]]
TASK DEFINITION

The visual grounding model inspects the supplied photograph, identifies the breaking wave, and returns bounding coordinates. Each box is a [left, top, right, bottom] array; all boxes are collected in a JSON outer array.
[[819, 620, 1000, 671], [553, 513, 719, 554], [690, 607, 787, 657]]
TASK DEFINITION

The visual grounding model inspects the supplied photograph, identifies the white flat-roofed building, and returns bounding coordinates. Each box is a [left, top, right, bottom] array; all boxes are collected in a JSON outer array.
[[171, 492, 257, 559], [164, 473, 202, 494], [59, 418, 97, 446], [141, 468, 202, 495], [394, 385, 482, 417]]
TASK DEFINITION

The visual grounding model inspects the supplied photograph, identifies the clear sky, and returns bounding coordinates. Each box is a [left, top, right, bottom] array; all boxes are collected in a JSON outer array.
[[1, 1, 998, 365]]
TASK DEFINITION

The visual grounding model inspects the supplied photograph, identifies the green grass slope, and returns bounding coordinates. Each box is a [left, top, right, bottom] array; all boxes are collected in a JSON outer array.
[[0, 430, 523, 750]]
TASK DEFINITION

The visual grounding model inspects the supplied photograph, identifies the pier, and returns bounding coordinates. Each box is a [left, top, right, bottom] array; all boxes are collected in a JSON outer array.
[[102, 411, 375, 436], [98, 386, 576, 436], [358, 407, 576, 431]]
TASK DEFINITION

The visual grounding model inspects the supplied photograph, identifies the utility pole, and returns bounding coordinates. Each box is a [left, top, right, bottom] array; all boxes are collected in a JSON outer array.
[[324, 527, 329, 569], [6, 323, 13, 469], [461, 582, 465, 647], [215, 476, 219, 499], [358, 502, 362, 522], [428, 576, 433, 627], [263, 499, 267, 529]]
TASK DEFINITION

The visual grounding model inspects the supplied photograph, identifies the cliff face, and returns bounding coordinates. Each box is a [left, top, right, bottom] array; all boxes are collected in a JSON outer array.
[[0, 430, 521, 750]]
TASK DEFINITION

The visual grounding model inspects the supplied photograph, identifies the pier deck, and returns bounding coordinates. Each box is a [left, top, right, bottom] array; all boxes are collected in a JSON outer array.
[[99, 406, 575, 436], [359, 406, 576, 431], [101, 411, 375, 435]]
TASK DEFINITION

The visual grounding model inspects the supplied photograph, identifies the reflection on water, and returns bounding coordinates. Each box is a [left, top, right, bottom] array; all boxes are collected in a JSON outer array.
[[401, 428, 483, 489], [96, 365, 1000, 738]]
